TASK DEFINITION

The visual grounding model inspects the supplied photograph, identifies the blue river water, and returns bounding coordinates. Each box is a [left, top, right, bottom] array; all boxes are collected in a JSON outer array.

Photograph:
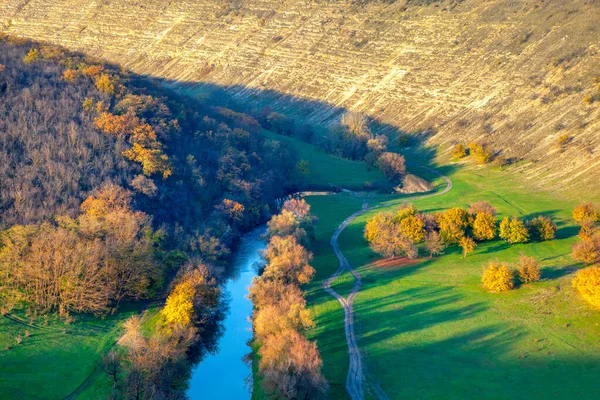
[[186, 228, 265, 399]]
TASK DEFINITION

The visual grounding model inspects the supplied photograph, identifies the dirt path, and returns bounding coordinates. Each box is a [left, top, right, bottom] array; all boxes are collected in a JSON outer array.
[[322, 163, 452, 400]]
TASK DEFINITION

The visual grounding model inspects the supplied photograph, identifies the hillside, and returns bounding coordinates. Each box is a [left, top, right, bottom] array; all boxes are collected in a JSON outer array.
[[1, 0, 599, 191]]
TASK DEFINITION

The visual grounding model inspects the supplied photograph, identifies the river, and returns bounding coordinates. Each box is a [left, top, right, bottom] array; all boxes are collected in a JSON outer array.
[[186, 228, 265, 399]]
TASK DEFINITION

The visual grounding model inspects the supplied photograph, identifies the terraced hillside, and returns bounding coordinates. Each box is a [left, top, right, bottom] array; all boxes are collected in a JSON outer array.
[[1, 0, 599, 189]]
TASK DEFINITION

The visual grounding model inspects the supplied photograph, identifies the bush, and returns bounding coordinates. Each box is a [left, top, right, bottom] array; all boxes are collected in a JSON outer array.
[[517, 254, 540, 283], [482, 262, 514, 292], [528, 215, 557, 241], [468, 142, 493, 164], [451, 143, 468, 159], [572, 267, 600, 309]]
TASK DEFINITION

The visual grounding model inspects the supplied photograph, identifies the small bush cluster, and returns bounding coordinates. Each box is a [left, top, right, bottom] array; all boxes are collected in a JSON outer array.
[[482, 254, 541, 293]]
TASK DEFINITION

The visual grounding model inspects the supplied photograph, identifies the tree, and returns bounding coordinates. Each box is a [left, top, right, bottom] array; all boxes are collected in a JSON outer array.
[[23, 48, 40, 64], [573, 202, 599, 239], [517, 254, 540, 283], [102, 349, 122, 389], [248, 279, 305, 311], [161, 282, 195, 327], [80, 183, 133, 216], [499, 217, 529, 245], [253, 303, 314, 339], [424, 231, 444, 258], [399, 214, 427, 243], [459, 236, 477, 257], [468, 201, 496, 216], [95, 73, 116, 95], [282, 198, 312, 221], [572, 235, 600, 265], [258, 329, 328, 400], [469, 142, 493, 164], [267, 210, 306, 243], [572, 267, 600, 309], [472, 212, 496, 241], [528, 215, 556, 241], [451, 143, 468, 159], [122, 142, 173, 179], [364, 212, 417, 259], [482, 262, 514, 292], [263, 235, 315, 285], [377, 152, 406, 182], [437, 208, 470, 245], [573, 202, 599, 225]]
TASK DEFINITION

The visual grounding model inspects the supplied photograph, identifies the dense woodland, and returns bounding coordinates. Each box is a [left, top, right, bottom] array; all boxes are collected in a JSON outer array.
[[0, 37, 304, 398]]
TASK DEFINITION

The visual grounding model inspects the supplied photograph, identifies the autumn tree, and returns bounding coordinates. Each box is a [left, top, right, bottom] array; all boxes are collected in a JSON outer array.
[[437, 208, 470, 245], [468, 201, 496, 216], [517, 254, 541, 283], [95, 73, 116, 95], [80, 183, 133, 216], [572, 235, 600, 265], [425, 231, 444, 258], [573, 202, 599, 239], [258, 329, 328, 400], [459, 236, 477, 257], [377, 152, 406, 182], [364, 212, 417, 259], [451, 143, 468, 159], [161, 282, 195, 327], [399, 214, 427, 243], [528, 215, 557, 241], [572, 267, 600, 309], [499, 216, 529, 245], [471, 212, 496, 241], [469, 142, 493, 164], [262, 235, 315, 285], [23, 48, 40, 64], [482, 262, 514, 292]]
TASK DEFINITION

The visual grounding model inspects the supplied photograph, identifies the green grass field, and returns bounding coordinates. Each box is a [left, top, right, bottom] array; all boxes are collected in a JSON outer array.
[[303, 156, 600, 400], [259, 130, 391, 191]]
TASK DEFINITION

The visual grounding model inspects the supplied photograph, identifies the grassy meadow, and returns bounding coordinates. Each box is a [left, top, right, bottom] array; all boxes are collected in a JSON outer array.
[[303, 155, 600, 399]]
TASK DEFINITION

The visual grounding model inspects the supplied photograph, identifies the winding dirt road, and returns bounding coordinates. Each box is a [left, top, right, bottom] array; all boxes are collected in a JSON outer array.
[[322, 164, 452, 400]]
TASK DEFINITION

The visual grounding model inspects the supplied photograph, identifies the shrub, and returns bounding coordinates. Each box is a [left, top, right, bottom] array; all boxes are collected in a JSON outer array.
[[459, 236, 477, 257], [468, 142, 493, 164], [557, 134, 572, 151], [572, 267, 600, 309], [451, 143, 468, 159], [528, 215, 557, 241], [517, 254, 540, 283], [482, 262, 514, 292]]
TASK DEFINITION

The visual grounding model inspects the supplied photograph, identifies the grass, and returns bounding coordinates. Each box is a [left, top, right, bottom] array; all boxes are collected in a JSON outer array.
[[303, 156, 600, 399], [259, 129, 391, 191], [0, 303, 161, 400]]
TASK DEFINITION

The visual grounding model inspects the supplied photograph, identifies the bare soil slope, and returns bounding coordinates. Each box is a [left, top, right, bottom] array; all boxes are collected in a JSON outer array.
[[1, 0, 599, 189]]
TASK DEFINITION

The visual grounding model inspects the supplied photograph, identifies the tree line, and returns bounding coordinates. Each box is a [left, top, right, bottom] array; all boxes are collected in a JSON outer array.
[[249, 198, 328, 399], [364, 201, 557, 261]]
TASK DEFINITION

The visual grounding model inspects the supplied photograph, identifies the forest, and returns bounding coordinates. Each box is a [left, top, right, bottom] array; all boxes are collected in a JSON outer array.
[[0, 36, 301, 398]]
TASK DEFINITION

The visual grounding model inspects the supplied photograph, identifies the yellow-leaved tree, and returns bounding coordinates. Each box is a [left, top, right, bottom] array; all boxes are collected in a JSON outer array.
[[161, 282, 195, 326], [572, 267, 600, 309], [482, 262, 514, 292]]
